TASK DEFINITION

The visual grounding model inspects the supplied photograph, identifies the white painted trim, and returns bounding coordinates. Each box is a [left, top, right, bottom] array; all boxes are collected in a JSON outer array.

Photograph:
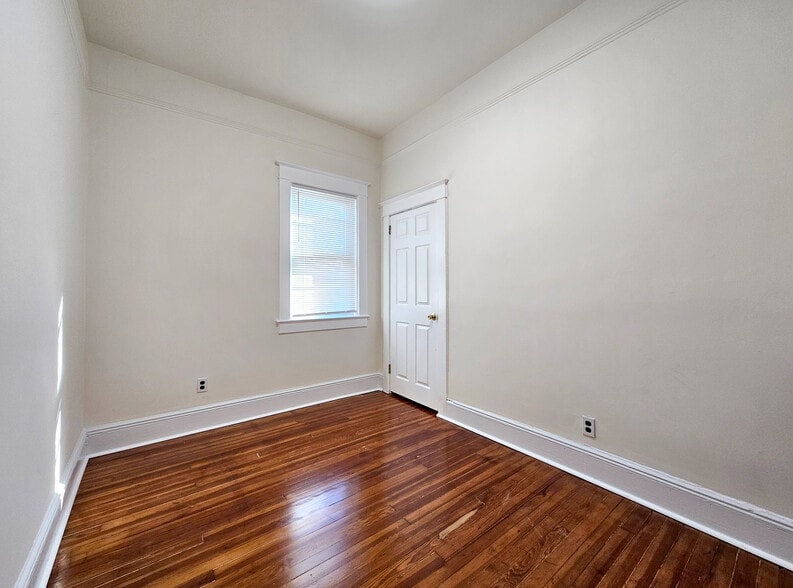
[[279, 173, 292, 323], [276, 315, 369, 334], [14, 499, 59, 588], [441, 399, 793, 572], [89, 83, 378, 166], [277, 162, 369, 195], [18, 377, 384, 586], [381, 213, 391, 392], [277, 163, 369, 331], [381, 180, 448, 218], [382, 182, 448, 410], [383, 0, 688, 161], [16, 431, 88, 588], [83, 374, 384, 458]]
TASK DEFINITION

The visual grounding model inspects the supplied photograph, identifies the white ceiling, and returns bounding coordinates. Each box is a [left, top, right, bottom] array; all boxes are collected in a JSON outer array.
[[77, 0, 585, 137]]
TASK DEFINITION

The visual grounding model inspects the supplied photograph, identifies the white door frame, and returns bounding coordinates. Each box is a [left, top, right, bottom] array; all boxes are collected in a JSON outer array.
[[381, 180, 448, 414]]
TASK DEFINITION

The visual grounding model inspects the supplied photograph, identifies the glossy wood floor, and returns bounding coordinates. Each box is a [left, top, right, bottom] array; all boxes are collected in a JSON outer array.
[[50, 392, 791, 587]]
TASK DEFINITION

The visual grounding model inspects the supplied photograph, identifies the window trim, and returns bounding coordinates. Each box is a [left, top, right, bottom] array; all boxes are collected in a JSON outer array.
[[277, 162, 368, 334]]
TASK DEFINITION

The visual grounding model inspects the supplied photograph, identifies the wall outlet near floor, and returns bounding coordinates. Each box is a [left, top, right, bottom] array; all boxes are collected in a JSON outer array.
[[197, 378, 208, 393], [582, 416, 596, 438]]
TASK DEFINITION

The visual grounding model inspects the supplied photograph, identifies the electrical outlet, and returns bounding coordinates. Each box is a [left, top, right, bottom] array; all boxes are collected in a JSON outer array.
[[197, 378, 208, 393], [582, 416, 596, 438]]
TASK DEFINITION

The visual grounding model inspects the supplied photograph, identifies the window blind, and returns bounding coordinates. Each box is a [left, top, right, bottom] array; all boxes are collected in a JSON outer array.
[[290, 185, 359, 318]]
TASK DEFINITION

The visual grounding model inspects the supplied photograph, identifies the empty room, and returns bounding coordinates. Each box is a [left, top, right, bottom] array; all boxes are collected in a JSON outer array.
[[2, 0, 792, 586]]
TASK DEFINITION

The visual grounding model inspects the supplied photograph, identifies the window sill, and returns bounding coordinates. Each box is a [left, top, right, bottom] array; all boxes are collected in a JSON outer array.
[[276, 315, 370, 334]]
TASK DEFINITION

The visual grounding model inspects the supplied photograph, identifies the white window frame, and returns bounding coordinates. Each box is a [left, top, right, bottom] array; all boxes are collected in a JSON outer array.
[[277, 162, 369, 334]]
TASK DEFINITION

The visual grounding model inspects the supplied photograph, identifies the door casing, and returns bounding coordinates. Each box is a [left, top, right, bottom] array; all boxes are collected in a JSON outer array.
[[381, 180, 448, 413]]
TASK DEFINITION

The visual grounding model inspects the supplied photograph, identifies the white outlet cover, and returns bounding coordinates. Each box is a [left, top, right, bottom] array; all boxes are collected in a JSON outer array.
[[582, 416, 596, 438]]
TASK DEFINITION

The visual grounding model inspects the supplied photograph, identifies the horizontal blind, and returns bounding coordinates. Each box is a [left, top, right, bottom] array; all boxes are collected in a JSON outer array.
[[290, 185, 359, 318]]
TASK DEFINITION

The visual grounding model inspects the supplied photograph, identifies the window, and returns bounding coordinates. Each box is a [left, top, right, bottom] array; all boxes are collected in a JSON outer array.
[[277, 163, 368, 334]]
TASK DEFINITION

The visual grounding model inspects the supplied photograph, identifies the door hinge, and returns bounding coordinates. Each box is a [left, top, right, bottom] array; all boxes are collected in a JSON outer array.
[[388, 225, 392, 235], [388, 364, 391, 374]]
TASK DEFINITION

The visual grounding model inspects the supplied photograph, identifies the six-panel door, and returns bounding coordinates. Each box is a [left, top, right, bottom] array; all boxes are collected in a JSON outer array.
[[389, 201, 444, 411]]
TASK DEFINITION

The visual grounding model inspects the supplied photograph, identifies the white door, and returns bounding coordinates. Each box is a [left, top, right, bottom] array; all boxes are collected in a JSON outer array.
[[389, 199, 446, 411]]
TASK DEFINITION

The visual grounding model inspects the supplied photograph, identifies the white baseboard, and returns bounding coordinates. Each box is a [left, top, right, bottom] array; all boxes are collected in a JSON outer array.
[[440, 399, 793, 572], [19, 374, 383, 587], [16, 430, 88, 588], [14, 498, 59, 588], [83, 373, 384, 457], [29, 381, 787, 585]]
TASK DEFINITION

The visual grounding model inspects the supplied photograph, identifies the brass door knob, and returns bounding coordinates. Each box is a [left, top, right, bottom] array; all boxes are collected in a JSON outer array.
[[427, 313, 438, 321]]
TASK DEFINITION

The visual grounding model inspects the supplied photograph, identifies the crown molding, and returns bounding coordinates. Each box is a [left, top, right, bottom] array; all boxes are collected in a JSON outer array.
[[88, 82, 381, 167], [383, 0, 688, 162]]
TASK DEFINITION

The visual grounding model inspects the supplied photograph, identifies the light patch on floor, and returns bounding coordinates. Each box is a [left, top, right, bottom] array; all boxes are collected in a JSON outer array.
[[439, 509, 478, 540]]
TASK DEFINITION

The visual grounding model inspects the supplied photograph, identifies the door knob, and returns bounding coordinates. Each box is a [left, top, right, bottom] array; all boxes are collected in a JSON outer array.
[[427, 313, 438, 321]]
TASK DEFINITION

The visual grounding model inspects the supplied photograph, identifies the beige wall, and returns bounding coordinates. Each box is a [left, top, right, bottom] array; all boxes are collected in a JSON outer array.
[[84, 46, 382, 425], [1, 0, 87, 580], [382, 0, 793, 518], [6, 0, 793, 580]]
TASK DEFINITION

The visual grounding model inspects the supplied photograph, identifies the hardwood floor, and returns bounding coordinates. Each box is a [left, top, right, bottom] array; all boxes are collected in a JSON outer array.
[[49, 392, 791, 587]]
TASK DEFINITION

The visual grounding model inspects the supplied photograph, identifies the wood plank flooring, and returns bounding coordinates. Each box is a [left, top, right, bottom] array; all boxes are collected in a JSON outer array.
[[49, 392, 792, 587]]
